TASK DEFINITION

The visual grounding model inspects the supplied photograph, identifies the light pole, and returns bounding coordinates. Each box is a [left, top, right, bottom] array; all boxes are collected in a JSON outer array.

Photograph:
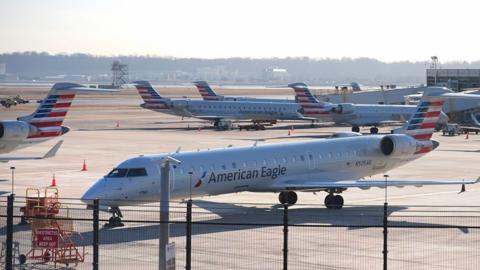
[[157, 156, 181, 270], [10, 166, 15, 195]]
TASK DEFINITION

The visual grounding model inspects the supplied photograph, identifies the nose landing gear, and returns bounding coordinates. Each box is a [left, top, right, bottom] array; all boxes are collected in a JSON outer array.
[[105, 207, 124, 228]]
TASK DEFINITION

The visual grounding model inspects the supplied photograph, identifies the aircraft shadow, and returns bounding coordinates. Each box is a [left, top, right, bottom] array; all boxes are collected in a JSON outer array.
[[437, 149, 480, 153], [63, 201, 469, 246]]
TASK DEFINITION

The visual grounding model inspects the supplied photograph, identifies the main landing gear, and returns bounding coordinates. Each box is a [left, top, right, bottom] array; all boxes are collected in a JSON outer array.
[[351, 126, 378, 134], [105, 206, 124, 228], [278, 190, 345, 209], [324, 193, 344, 209], [278, 191, 298, 205]]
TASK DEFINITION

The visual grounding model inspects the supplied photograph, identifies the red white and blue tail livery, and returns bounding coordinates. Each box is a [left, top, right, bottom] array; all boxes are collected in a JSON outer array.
[[132, 81, 171, 110], [289, 82, 331, 117], [193, 81, 221, 101], [0, 82, 116, 160]]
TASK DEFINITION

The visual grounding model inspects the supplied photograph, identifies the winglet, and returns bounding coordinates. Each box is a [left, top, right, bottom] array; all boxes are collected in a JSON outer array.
[[42, 140, 63, 159]]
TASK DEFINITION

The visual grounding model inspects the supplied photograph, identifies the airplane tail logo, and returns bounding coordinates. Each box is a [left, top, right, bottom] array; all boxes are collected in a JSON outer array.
[[132, 81, 170, 109], [404, 90, 446, 141], [193, 171, 207, 188], [193, 81, 221, 101], [288, 82, 329, 116], [20, 83, 81, 139]]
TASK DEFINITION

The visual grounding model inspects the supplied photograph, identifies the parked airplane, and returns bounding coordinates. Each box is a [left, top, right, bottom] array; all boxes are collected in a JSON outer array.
[[193, 81, 294, 103], [290, 82, 449, 134], [133, 81, 309, 130], [0, 82, 115, 161], [82, 87, 478, 227]]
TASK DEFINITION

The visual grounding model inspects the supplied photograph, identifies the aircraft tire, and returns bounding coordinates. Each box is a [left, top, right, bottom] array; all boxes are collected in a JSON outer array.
[[332, 195, 344, 209], [352, 126, 360, 133], [324, 194, 334, 209], [279, 191, 298, 205], [370, 127, 379, 134]]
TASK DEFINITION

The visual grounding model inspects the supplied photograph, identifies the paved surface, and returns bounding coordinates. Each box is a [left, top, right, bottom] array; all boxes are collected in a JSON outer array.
[[1, 86, 480, 269]]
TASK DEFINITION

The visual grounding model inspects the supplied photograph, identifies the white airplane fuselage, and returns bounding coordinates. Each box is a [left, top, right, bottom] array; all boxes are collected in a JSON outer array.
[[82, 134, 429, 207], [144, 99, 304, 121]]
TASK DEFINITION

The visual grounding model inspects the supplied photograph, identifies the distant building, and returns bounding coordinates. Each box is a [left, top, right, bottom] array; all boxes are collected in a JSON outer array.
[[0, 63, 6, 75], [263, 67, 288, 81], [427, 69, 480, 91]]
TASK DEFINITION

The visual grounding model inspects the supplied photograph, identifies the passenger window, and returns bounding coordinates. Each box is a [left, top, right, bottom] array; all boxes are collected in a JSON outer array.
[[221, 164, 227, 170], [232, 162, 237, 169], [107, 168, 128, 177], [300, 155, 305, 161], [126, 168, 147, 177], [308, 153, 313, 161]]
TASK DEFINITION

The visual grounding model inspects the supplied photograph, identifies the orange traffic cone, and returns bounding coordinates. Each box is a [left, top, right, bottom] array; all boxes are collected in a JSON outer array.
[[116, 121, 120, 128], [288, 129, 291, 136], [82, 160, 87, 171], [51, 173, 56, 187], [466, 133, 469, 140]]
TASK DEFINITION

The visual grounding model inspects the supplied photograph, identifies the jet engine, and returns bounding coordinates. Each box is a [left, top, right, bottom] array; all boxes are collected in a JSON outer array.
[[331, 103, 354, 114], [379, 134, 417, 157], [0, 120, 38, 141]]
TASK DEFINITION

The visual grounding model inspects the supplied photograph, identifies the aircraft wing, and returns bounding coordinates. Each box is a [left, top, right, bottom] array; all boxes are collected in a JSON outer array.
[[274, 177, 480, 191], [0, 140, 63, 162]]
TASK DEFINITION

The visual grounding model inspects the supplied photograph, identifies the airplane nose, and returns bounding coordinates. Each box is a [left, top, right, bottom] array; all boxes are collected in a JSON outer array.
[[81, 179, 104, 205]]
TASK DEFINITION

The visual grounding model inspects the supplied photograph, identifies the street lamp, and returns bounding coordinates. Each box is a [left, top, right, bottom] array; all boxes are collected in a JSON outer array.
[[10, 167, 15, 195]]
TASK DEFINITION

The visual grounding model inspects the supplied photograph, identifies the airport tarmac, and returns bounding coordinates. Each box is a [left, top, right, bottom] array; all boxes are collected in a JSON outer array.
[[1, 86, 480, 269]]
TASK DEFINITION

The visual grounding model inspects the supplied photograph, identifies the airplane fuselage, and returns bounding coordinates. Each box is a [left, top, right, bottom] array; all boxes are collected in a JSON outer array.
[[82, 134, 428, 207]]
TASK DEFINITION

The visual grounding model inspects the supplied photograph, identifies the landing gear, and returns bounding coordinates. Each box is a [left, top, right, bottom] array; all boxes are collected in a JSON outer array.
[[370, 127, 379, 134], [278, 191, 298, 205], [352, 126, 360, 133], [105, 206, 124, 228], [324, 194, 344, 209], [214, 120, 232, 130]]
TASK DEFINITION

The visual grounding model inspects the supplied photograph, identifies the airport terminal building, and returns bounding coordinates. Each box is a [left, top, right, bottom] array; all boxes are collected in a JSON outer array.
[[427, 68, 480, 91]]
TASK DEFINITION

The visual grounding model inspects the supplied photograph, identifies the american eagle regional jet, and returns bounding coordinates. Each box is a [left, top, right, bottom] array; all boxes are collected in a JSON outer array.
[[133, 81, 309, 130], [290, 82, 449, 134], [0, 83, 116, 161], [82, 87, 479, 226]]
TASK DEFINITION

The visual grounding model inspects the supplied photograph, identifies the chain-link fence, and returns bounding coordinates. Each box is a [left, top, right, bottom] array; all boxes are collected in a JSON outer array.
[[1, 195, 480, 269]]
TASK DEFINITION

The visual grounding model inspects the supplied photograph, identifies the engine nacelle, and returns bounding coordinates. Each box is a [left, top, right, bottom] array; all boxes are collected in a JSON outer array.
[[332, 103, 354, 114], [380, 134, 417, 157], [0, 121, 38, 141]]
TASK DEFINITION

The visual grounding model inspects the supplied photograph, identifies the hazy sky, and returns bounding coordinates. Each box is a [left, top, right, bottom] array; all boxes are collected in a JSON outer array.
[[1, 0, 479, 62]]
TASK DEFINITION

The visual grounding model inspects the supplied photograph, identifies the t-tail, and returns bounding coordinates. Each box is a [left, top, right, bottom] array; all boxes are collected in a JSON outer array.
[[193, 81, 222, 101], [288, 82, 330, 116], [132, 81, 170, 110], [18, 83, 83, 140]]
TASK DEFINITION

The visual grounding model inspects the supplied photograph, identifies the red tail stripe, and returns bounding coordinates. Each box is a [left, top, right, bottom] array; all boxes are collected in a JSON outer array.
[[58, 94, 75, 99], [53, 103, 72, 108], [420, 122, 437, 129], [28, 131, 61, 139], [413, 134, 432, 140], [304, 111, 329, 115], [301, 104, 323, 108], [48, 111, 67, 117], [429, 101, 444, 106], [425, 111, 441, 117], [30, 121, 63, 128]]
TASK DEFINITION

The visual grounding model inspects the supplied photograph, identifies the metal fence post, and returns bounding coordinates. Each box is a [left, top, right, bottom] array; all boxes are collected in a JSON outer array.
[[186, 199, 192, 270], [93, 199, 99, 270], [383, 202, 388, 270], [283, 204, 289, 270], [5, 194, 14, 270]]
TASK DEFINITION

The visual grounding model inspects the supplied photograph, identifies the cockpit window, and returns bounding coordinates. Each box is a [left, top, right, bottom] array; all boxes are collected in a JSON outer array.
[[107, 168, 128, 177], [126, 168, 148, 177]]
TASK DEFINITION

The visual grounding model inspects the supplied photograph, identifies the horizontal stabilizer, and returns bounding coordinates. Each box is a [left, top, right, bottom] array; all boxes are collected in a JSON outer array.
[[0, 140, 63, 162]]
